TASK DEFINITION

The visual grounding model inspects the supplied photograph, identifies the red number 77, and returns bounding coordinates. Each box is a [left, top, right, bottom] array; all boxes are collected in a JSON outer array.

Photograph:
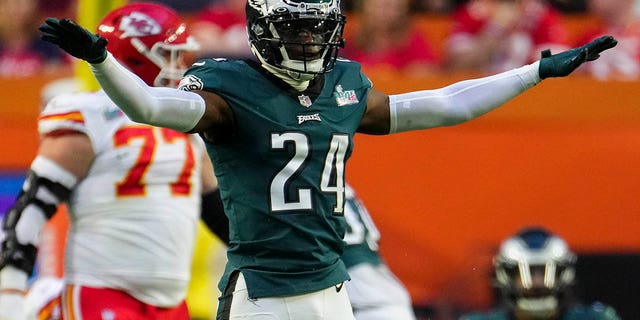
[[114, 126, 195, 197]]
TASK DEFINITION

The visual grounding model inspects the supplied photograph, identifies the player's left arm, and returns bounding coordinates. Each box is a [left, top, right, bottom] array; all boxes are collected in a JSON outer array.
[[358, 36, 617, 135]]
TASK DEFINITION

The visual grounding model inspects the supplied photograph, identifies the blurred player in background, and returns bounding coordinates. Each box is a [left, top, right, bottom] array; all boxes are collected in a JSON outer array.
[[459, 227, 621, 320], [0, 3, 218, 319], [38, 0, 617, 318], [341, 184, 417, 320]]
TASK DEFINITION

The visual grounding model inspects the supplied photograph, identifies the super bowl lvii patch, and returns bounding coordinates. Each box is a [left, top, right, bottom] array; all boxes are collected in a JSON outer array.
[[334, 85, 358, 106]]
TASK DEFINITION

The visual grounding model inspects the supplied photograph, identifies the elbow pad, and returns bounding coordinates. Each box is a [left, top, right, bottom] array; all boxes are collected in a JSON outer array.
[[0, 156, 76, 275]]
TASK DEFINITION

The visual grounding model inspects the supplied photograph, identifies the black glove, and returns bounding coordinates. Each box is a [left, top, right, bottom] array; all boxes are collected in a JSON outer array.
[[39, 17, 108, 64], [538, 35, 617, 79]]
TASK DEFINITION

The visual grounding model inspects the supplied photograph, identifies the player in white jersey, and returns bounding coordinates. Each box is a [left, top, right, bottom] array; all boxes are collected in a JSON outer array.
[[0, 3, 216, 320]]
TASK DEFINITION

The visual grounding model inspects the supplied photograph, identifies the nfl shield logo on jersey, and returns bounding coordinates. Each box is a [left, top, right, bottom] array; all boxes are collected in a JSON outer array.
[[298, 94, 312, 107], [334, 85, 358, 106]]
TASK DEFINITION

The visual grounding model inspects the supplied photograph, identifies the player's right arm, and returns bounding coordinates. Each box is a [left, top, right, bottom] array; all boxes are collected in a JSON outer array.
[[38, 18, 233, 134]]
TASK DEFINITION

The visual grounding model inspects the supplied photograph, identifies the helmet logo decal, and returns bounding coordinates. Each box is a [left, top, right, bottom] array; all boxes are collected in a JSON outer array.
[[119, 12, 162, 38], [247, 0, 264, 11]]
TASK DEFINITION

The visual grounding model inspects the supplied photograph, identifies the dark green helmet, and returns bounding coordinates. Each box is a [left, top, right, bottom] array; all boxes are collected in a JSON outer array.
[[494, 227, 577, 319], [246, 0, 346, 75]]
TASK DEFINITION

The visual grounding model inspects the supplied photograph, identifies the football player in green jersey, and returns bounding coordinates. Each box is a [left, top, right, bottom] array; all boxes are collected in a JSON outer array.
[[201, 183, 418, 320], [38, 1, 617, 319], [460, 227, 621, 320]]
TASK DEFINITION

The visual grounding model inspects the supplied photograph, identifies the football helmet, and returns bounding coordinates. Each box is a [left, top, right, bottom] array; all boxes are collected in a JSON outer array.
[[246, 0, 346, 77], [97, 2, 199, 87], [494, 227, 577, 319]]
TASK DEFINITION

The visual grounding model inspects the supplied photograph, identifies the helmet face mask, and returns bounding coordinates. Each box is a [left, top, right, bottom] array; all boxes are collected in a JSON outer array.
[[144, 37, 199, 87], [247, 0, 346, 76], [494, 228, 577, 319], [97, 3, 200, 87]]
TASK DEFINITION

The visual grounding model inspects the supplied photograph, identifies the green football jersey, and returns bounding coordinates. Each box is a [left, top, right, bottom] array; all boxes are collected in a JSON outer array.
[[460, 303, 621, 320], [183, 58, 372, 298]]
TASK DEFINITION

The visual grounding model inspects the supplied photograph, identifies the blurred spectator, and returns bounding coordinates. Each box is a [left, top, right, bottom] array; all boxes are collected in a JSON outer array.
[[131, 0, 211, 14], [414, 0, 458, 13], [37, 0, 75, 16], [547, 0, 588, 13], [189, 0, 252, 61], [0, 0, 70, 77], [459, 227, 621, 320], [341, 0, 441, 74], [445, 0, 569, 74], [574, 0, 640, 81]]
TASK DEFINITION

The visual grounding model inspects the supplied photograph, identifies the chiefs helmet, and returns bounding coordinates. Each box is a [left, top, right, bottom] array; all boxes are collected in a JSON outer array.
[[493, 227, 577, 319], [246, 0, 346, 78], [97, 2, 199, 87]]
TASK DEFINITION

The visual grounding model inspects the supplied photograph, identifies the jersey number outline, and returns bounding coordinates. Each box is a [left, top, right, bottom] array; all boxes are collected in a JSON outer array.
[[270, 132, 348, 214], [114, 126, 195, 197]]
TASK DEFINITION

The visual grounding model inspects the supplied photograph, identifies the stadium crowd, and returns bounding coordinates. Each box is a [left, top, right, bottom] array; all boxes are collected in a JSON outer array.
[[1, 0, 638, 79]]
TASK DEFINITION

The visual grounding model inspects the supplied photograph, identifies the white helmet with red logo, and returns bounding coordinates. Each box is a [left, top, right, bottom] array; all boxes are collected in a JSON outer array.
[[97, 2, 199, 87]]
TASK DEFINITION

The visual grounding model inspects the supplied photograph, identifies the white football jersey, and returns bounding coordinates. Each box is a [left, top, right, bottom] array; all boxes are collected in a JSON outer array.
[[38, 90, 206, 307]]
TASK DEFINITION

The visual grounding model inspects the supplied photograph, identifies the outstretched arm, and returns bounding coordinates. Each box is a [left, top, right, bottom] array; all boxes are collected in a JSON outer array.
[[38, 18, 230, 133], [359, 36, 618, 134], [91, 53, 206, 132]]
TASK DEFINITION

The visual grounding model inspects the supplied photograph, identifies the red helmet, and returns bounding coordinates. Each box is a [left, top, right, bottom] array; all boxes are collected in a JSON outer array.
[[97, 2, 199, 87]]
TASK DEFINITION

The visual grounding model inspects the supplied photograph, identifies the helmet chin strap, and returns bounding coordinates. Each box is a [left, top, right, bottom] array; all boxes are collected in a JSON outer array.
[[515, 296, 559, 319], [251, 46, 317, 91]]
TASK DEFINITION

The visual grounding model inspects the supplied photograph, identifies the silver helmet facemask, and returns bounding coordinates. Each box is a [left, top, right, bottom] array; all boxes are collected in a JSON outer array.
[[494, 228, 577, 319], [246, 0, 346, 75]]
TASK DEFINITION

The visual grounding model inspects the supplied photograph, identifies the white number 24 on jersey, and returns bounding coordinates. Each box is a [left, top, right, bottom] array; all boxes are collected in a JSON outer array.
[[270, 132, 348, 215]]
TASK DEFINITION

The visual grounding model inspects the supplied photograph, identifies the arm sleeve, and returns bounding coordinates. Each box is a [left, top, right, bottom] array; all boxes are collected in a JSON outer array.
[[89, 53, 206, 132], [388, 62, 541, 133]]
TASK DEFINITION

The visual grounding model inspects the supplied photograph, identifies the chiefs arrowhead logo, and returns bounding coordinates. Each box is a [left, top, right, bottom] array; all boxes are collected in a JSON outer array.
[[119, 12, 161, 38]]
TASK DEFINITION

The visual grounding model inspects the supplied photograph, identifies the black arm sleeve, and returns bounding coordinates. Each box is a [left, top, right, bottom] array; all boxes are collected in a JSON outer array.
[[1, 170, 70, 275], [200, 189, 230, 246]]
